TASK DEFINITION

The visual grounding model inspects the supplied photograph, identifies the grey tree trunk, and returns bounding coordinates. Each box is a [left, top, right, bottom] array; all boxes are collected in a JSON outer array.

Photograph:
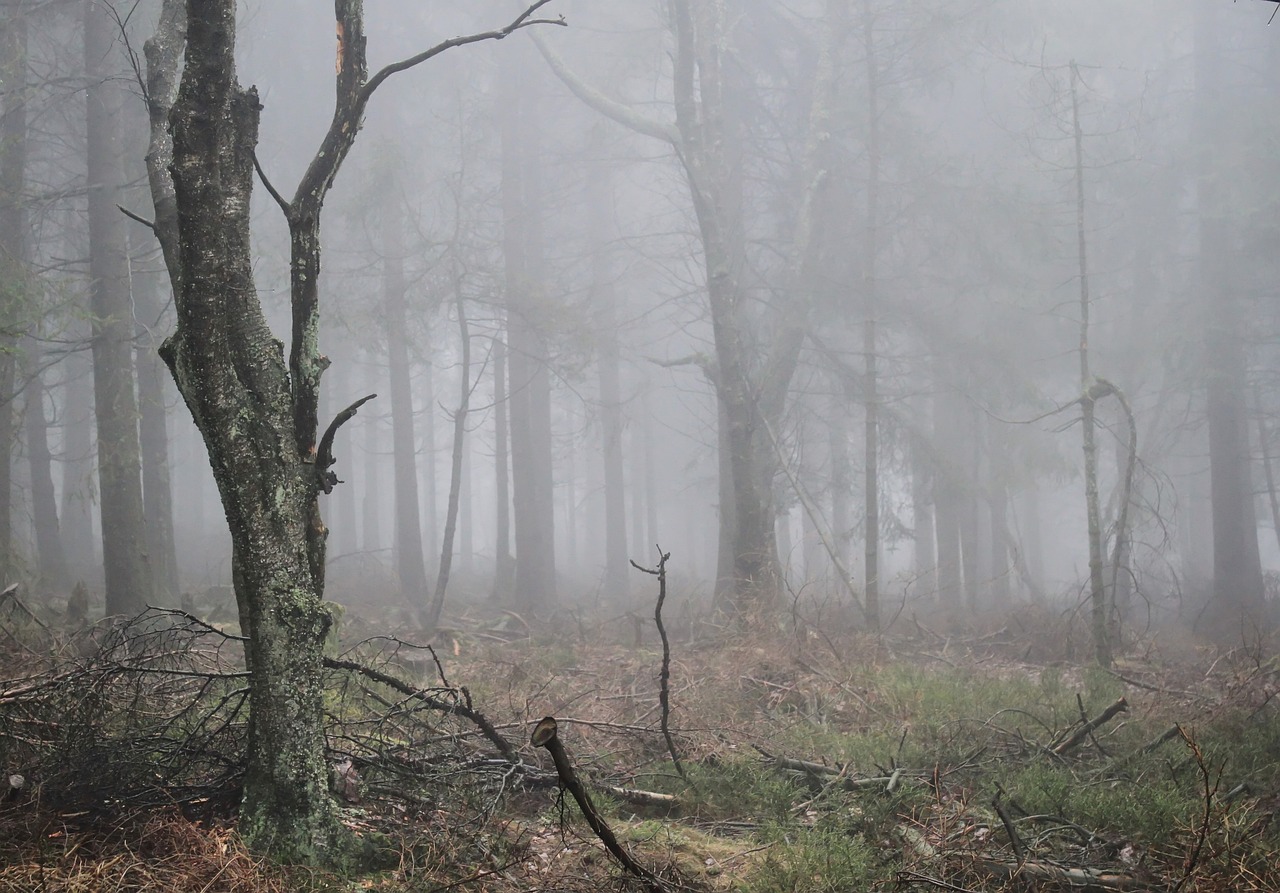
[[501, 39, 555, 608], [361, 355, 382, 555], [1194, 9, 1266, 635], [135, 268, 180, 603], [383, 197, 429, 608], [86, 0, 153, 615], [60, 338, 96, 580], [148, 0, 555, 860], [23, 339, 68, 589], [423, 265, 471, 631], [861, 3, 880, 629], [589, 167, 629, 598], [1070, 62, 1110, 666], [0, 3, 28, 585], [910, 430, 936, 597], [491, 330, 513, 599]]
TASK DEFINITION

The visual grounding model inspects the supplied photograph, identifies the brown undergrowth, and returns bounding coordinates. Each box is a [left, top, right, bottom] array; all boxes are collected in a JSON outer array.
[[2, 598, 1278, 892]]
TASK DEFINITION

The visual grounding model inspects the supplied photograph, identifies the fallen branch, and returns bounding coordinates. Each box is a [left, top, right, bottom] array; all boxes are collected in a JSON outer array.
[[596, 783, 680, 809], [532, 717, 669, 892], [322, 655, 516, 762], [1051, 696, 1127, 756], [975, 858, 1143, 892]]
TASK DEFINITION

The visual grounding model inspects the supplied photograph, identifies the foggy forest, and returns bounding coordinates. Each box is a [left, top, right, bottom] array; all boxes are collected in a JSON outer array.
[[0, 1, 1278, 891]]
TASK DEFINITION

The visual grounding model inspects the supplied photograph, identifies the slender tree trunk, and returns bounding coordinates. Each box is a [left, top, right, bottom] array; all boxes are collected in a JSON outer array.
[[362, 355, 382, 555], [135, 266, 180, 603], [60, 342, 96, 580], [861, 2, 880, 629], [1070, 62, 1110, 666], [933, 369, 963, 606], [590, 163, 629, 598], [491, 330, 513, 599], [910, 429, 936, 598], [383, 196, 428, 608], [1193, 11, 1266, 633], [420, 321, 437, 561], [23, 339, 67, 589], [424, 266, 470, 631], [0, 3, 28, 584], [459, 425, 473, 576], [1252, 385, 1280, 554], [501, 41, 555, 607], [86, 0, 153, 615]]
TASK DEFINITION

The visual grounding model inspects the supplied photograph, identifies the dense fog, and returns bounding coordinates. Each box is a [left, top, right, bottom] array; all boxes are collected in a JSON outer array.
[[4, 0, 1279, 640]]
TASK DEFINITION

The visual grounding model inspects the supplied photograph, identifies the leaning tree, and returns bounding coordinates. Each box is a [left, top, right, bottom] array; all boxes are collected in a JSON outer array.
[[141, 0, 560, 863]]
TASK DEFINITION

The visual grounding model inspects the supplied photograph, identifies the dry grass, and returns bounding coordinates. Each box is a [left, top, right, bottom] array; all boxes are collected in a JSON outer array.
[[2, 601, 1277, 892], [0, 812, 291, 893]]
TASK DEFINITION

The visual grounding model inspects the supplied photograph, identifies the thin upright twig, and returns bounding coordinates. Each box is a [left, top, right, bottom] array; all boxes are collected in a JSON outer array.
[[631, 547, 687, 781]]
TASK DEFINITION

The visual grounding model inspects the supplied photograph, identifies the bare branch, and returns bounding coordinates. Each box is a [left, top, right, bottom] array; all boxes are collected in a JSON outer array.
[[529, 27, 678, 145]]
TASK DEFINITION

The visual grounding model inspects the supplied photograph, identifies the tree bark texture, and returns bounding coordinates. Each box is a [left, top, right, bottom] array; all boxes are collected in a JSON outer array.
[[161, 0, 341, 859]]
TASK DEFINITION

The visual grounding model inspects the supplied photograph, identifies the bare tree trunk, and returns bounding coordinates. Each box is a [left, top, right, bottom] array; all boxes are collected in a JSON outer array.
[[910, 429, 936, 598], [501, 40, 555, 608], [933, 371, 963, 606], [459, 421, 473, 577], [1252, 385, 1280, 554], [86, 0, 153, 615], [383, 196, 429, 609], [491, 330, 513, 599], [361, 355, 382, 556], [60, 340, 96, 580], [424, 267, 471, 632], [1070, 62, 1110, 666], [861, 0, 880, 629], [23, 339, 67, 589], [591, 174, 629, 599], [0, 3, 27, 585], [135, 267, 180, 603]]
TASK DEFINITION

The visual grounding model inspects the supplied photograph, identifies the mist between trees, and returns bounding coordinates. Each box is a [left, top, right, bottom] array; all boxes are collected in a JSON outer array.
[[0, 0, 1276, 652], [0, 0, 1272, 639], [0, 0, 1275, 868]]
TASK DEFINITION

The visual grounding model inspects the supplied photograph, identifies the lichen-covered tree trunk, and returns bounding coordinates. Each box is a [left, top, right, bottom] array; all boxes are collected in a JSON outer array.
[[151, 0, 558, 859], [159, 1, 341, 860]]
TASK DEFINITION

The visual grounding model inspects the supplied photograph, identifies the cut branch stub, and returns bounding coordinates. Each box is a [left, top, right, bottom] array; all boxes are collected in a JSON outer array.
[[531, 715, 558, 748], [531, 716, 669, 892]]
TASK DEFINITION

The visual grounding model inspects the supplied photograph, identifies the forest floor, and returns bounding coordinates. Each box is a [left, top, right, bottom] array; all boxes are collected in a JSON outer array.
[[1, 595, 1278, 892]]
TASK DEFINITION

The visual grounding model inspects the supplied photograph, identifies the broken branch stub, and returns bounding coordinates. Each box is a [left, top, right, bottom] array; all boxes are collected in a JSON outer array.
[[531, 717, 669, 892]]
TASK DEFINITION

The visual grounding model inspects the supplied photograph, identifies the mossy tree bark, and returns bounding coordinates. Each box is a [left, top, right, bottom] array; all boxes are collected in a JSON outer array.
[[148, 0, 562, 862]]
